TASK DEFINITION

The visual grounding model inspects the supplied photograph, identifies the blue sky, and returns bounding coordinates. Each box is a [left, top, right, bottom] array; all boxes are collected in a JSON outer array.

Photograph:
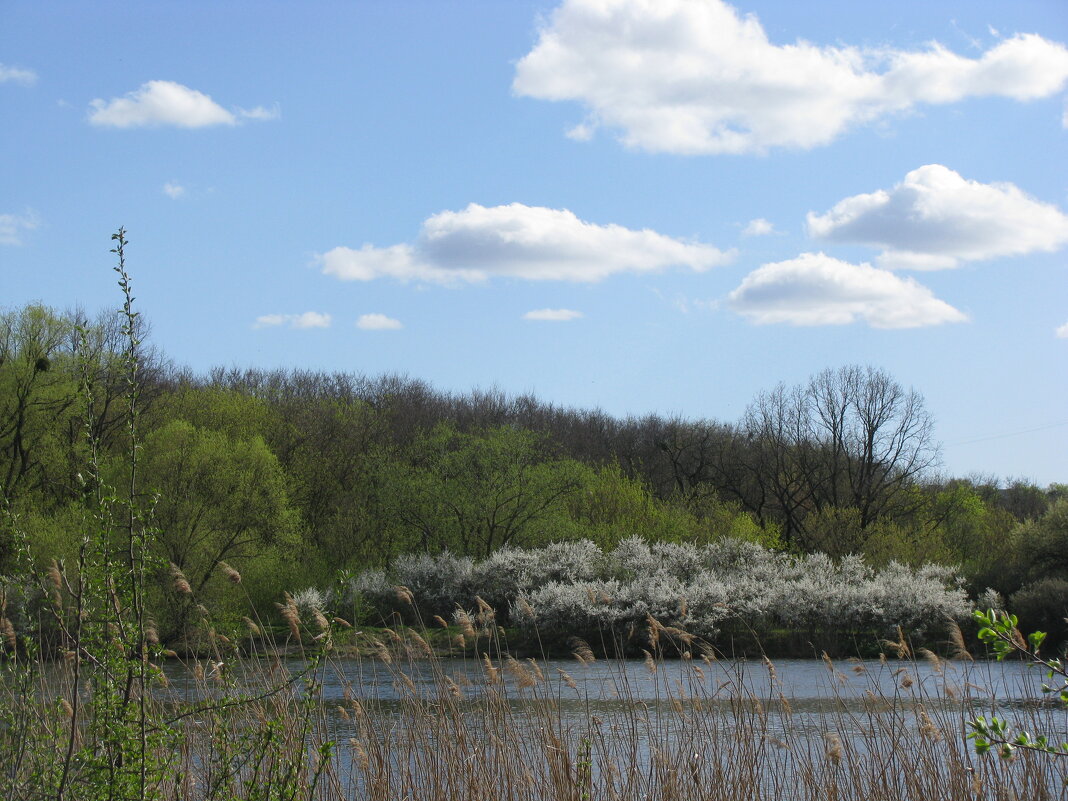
[[2, 0, 1066, 485]]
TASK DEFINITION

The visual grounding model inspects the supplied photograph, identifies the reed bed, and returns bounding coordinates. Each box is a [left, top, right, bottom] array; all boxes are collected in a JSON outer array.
[[4, 617, 1065, 801]]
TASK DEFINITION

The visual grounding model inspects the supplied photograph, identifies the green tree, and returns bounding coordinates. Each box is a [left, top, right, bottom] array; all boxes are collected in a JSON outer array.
[[375, 423, 587, 557], [135, 419, 296, 633]]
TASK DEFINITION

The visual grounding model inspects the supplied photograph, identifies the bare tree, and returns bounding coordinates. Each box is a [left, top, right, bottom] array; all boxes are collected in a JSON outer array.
[[740, 366, 939, 547]]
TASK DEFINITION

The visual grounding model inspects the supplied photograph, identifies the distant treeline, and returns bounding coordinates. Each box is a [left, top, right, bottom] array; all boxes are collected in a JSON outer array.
[[2, 303, 1066, 644]]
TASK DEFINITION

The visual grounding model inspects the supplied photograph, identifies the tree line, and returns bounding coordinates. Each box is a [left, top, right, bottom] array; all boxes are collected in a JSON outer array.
[[2, 303, 1065, 642]]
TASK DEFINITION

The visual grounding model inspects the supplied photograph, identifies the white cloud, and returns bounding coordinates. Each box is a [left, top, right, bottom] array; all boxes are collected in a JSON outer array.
[[88, 81, 276, 128], [728, 252, 966, 328], [513, 0, 1068, 155], [807, 164, 1068, 269], [356, 313, 403, 330], [742, 218, 775, 236], [162, 182, 185, 199], [254, 311, 332, 330], [0, 63, 37, 85], [1057, 321, 1068, 339], [320, 202, 732, 285], [235, 103, 280, 121], [523, 308, 584, 321], [0, 211, 39, 245]]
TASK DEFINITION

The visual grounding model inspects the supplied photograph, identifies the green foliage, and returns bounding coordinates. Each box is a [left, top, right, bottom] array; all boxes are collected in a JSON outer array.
[[0, 305, 81, 509], [374, 423, 588, 556], [1010, 578, 1068, 649], [967, 608, 1068, 760], [136, 418, 297, 637]]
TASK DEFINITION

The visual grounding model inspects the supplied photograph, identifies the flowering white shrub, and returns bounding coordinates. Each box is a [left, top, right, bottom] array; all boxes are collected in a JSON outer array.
[[340, 536, 973, 641]]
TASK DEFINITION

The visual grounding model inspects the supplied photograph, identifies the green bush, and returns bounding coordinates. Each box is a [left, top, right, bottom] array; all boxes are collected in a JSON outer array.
[[1009, 577, 1068, 650]]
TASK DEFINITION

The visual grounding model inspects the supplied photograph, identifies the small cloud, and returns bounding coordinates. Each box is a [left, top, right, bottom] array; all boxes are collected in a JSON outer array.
[[0, 63, 37, 85], [254, 311, 332, 330], [237, 103, 280, 121], [742, 218, 776, 237], [356, 313, 403, 330], [808, 164, 1068, 269], [320, 202, 732, 285], [523, 308, 583, 321], [162, 182, 185, 199], [728, 251, 967, 329], [0, 210, 40, 245], [88, 80, 276, 129], [566, 121, 595, 141], [1057, 321, 1068, 339]]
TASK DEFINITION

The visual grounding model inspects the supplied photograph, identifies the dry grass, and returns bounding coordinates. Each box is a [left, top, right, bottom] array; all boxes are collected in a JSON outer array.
[[2, 619, 1066, 800]]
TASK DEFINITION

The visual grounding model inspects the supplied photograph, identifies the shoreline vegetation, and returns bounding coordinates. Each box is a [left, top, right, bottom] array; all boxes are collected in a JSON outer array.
[[1, 232, 1066, 798]]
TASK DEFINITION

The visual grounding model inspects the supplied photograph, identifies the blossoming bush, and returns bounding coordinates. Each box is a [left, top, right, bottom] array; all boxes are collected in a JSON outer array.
[[342, 536, 972, 645]]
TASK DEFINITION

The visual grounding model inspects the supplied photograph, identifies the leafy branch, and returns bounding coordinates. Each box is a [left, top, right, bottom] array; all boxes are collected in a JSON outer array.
[[966, 608, 1068, 759]]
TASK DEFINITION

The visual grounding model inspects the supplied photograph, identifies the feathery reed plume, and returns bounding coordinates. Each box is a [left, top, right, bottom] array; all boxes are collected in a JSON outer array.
[[276, 593, 301, 642], [394, 585, 414, 606], [526, 658, 545, 683], [663, 626, 695, 647], [170, 563, 192, 595], [763, 656, 778, 685], [311, 607, 330, 632], [646, 614, 663, 650], [824, 732, 843, 765], [242, 616, 261, 636], [918, 708, 942, 741], [947, 619, 973, 661], [557, 668, 578, 690], [881, 626, 912, 659], [474, 596, 495, 626], [213, 561, 240, 584], [409, 629, 433, 658], [569, 637, 595, 664], [352, 739, 370, 771], [332, 616, 352, 629], [1, 616, 18, 650], [47, 559, 63, 591], [454, 608, 476, 639], [144, 620, 159, 646], [505, 657, 537, 689], [918, 648, 942, 671], [515, 596, 536, 621], [482, 653, 500, 684], [371, 637, 392, 664], [642, 649, 657, 675], [58, 697, 74, 718], [432, 614, 449, 628]]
